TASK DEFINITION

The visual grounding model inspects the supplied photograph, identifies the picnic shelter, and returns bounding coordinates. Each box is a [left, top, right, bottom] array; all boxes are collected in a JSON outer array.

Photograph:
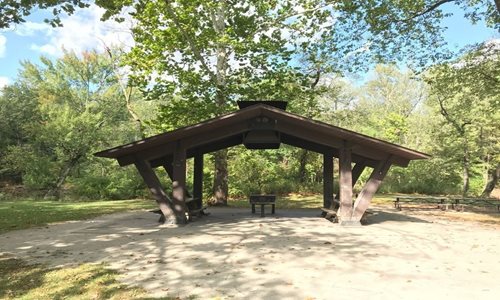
[[95, 101, 429, 225]]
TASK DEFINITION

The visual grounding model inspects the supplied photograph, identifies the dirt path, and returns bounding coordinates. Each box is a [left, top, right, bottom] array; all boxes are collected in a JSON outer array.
[[1, 207, 499, 299]]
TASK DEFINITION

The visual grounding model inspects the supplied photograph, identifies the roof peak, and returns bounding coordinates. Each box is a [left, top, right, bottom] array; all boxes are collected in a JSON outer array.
[[237, 100, 288, 111]]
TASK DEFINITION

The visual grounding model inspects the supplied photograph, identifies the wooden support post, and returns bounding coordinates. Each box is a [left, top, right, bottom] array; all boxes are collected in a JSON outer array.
[[338, 142, 353, 222], [331, 162, 366, 210], [134, 159, 180, 224], [193, 153, 203, 209], [163, 160, 194, 202], [323, 151, 334, 209], [351, 158, 392, 221], [352, 162, 366, 187], [171, 142, 188, 223], [163, 160, 173, 180]]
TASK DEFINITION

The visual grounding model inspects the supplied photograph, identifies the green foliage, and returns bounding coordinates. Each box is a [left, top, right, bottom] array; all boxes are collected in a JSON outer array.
[[425, 42, 500, 195], [0, 50, 151, 199], [382, 160, 462, 194], [69, 160, 146, 200]]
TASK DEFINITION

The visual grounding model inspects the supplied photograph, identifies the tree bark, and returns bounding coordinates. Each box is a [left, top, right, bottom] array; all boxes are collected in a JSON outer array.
[[298, 149, 309, 183], [481, 164, 499, 197], [211, 149, 228, 205], [210, 1, 230, 205], [462, 139, 470, 196]]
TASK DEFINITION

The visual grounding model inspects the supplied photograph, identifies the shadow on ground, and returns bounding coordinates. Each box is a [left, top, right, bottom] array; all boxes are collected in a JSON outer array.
[[364, 208, 430, 225], [1, 207, 499, 299]]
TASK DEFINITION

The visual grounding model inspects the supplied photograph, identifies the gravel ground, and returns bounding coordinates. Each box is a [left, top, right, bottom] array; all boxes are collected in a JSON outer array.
[[1, 206, 499, 299]]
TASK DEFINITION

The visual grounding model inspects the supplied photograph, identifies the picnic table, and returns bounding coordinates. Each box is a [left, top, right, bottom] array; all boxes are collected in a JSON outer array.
[[448, 197, 500, 212], [394, 195, 449, 211], [394, 195, 500, 212], [250, 194, 276, 217]]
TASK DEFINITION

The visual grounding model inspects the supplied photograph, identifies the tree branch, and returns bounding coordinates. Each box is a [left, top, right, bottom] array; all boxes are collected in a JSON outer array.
[[310, 68, 321, 89], [437, 96, 467, 135], [402, 0, 456, 22], [164, 0, 217, 84]]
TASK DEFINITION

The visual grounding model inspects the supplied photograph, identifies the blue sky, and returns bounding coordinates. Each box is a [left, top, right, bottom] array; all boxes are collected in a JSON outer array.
[[0, 3, 498, 89]]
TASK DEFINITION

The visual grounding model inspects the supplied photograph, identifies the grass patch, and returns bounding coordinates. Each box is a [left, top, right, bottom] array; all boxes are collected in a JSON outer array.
[[0, 256, 153, 300], [0, 199, 156, 233], [227, 193, 397, 208]]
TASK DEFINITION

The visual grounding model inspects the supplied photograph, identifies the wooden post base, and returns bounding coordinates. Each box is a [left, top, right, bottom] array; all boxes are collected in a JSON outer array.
[[339, 220, 362, 227]]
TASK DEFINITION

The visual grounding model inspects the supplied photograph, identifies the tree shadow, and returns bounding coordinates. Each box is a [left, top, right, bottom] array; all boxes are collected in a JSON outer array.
[[0, 207, 447, 299], [363, 209, 431, 225]]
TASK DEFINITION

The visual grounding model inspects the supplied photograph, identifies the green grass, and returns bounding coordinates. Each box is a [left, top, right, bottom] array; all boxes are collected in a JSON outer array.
[[226, 193, 396, 208], [0, 257, 151, 300], [0, 199, 156, 233]]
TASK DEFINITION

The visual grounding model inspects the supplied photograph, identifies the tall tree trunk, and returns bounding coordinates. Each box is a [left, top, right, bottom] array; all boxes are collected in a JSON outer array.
[[212, 149, 228, 205], [481, 164, 499, 197], [462, 141, 470, 196], [44, 156, 81, 199], [211, 1, 229, 205], [298, 149, 309, 183]]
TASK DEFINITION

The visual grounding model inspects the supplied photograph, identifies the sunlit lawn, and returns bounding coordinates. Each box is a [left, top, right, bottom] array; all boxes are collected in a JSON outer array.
[[0, 258, 152, 300], [227, 193, 396, 208], [0, 199, 156, 234]]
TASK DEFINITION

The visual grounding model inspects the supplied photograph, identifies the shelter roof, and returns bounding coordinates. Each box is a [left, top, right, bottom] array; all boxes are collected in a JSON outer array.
[[95, 104, 429, 167]]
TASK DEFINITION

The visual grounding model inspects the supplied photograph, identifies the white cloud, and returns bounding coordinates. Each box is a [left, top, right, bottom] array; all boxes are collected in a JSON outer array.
[[0, 34, 6, 57], [30, 4, 134, 56], [0, 76, 10, 89], [14, 21, 51, 36]]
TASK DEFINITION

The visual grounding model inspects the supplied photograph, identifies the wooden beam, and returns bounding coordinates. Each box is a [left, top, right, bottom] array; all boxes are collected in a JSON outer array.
[[351, 158, 392, 221], [133, 159, 180, 224], [352, 162, 366, 187], [163, 160, 173, 180], [281, 134, 378, 167], [193, 153, 203, 209], [338, 142, 353, 221], [163, 161, 193, 200], [276, 121, 343, 149], [171, 142, 188, 223], [183, 122, 248, 150], [323, 151, 334, 209]]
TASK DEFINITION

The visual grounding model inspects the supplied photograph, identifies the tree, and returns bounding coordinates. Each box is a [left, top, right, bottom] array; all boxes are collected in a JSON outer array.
[[1, 50, 147, 199], [425, 41, 500, 196], [0, 83, 41, 183]]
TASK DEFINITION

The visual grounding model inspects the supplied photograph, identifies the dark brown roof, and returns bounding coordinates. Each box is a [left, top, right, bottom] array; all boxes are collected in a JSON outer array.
[[95, 104, 429, 167]]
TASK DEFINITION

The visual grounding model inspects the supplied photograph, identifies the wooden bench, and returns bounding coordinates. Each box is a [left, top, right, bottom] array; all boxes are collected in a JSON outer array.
[[394, 196, 449, 211], [250, 194, 276, 217]]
